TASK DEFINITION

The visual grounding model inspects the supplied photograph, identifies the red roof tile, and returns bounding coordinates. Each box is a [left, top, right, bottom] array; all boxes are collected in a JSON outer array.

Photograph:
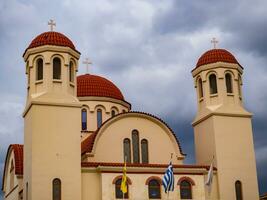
[[195, 49, 241, 69], [25, 31, 76, 52], [77, 74, 125, 101], [81, 132, 97, 155], [12, 144, 24, 175], [81, 162, 217, 171]]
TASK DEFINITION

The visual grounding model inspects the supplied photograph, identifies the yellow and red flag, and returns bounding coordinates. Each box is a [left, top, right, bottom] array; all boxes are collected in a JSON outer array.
[[120, 162, 127, 194]]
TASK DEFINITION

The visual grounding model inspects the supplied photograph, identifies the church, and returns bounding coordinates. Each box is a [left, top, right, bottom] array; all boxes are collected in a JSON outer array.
[[1, 24, 259, 200]]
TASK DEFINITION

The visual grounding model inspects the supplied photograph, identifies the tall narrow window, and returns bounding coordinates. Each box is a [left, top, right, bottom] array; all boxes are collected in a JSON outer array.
[[238, 75, 242, 97], [53, 178, 61, 200], [81, 109, 87, 130], [209, 74, 218, 94], [198, 78, 203, 98], [111, 110, 116, 117], [36, 58, 43, 81], [97, 109, 102, 128], [148, 179, 161, 199], [225, 73, 233, 93], [235, 181, 243, 200], [132, 130, 140, 163], [115, 179, 128, 199], [123, 138, 131, 163], [141, 139, 149, 164], [53, 58, 61, 80], [10, 160, 14, 189], [180, 180, 192, 199], [69, 61, 74, 82], [26, 182, 28, 200]]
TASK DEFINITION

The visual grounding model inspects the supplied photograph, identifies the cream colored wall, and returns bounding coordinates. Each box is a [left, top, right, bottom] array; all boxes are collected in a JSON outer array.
[[213, 115, 259, 200], [24, 104, 82, 200], [81, 171, 213, 200], [86, 113, 184, 164], [79, 98, 130, 134]]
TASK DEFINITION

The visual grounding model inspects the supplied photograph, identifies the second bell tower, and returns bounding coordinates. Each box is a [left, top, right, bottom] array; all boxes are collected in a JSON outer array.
[[192, 48, 259, 199]]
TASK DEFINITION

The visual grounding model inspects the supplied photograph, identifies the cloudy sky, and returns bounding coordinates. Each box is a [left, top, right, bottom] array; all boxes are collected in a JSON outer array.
[[0, 0, 267, 198]]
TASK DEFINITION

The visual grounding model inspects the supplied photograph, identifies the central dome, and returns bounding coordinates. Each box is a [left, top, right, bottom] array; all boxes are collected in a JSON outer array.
[[77, 74, 125, 101]]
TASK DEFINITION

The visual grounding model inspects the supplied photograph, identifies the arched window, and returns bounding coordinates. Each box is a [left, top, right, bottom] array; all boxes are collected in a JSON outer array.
[[225, 73, 233, 93], [36, 58, 43, 81], [148, 179, 161, 199], [81, 109, 87, 130], [10, 160, 14, 189], [97, 109, 102, 128], [198, 78, 203, 98], [52, 178, 61, 200], [209, 74, 218, 94], [180, 180, 192, 199], [115, 178, 128, 199], [235, 181, 243, 200], [123, 138, 131, 163], [111, 110, 116, 117], [132, 130, 140, 163], [69, 61, 74, 82], [53, 58, 61, 80], [238, 75, 242, 97], [141, 139, 149, 164]]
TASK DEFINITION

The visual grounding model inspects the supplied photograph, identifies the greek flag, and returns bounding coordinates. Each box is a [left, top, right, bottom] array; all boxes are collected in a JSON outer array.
[[162, 162, 174, 193]]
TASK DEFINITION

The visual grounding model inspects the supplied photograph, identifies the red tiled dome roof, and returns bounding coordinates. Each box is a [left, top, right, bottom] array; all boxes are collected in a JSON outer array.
[[77, 74, 125, 101], [26, 31, 76, 51], [196, 49, 240, 68]]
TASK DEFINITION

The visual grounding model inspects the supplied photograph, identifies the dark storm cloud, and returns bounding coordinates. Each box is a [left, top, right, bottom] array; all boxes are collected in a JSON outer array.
[[0, 0, 267, 198]]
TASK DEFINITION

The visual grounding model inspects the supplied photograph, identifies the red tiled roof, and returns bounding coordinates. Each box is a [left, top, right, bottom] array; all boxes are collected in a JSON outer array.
[[25, 31, 76, 52], [195, 49, 241, 69], [77, 74, 125, 101], [81, 111, 186, 156], [12, 144, 24, 175], [81, 162, 217, 171]]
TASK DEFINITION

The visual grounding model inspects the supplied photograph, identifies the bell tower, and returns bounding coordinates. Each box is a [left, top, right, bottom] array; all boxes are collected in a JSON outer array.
[[192, 47, 259, 199], [22, 24, 82, 200]]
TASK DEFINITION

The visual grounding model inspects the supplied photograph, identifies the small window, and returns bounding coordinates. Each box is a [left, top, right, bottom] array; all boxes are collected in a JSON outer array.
[[148, 179, 161, 199], [97, 109, 102, 128], [115, 178, 128, 199], [132, 130, 140, 163], [53, 58, 61, 80], [180, 180, 192, 199], [123, 138, 131, 163], [36, 58, 43, 81], [26, 182, 28, 200], [141, 139, 149, 164], [198, 78, 204, 98], [209, 74, 218, 94], [238, 75, 242, 97], [235, 181, 243, 200], [69, 61, 74, 82], [53, 178, 61, 200], [111, 110, 116, 117], [225, 73, 233, 93], [10, 160, 14, 189], [81, 109, 87, 130]]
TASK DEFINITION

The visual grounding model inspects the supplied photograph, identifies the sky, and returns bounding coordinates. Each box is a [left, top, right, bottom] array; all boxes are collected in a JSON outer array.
[[0, 0, 267, 198]]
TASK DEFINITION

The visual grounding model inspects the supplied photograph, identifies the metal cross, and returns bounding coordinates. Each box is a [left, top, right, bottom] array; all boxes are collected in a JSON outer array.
[[211, 37, 219, 49], [83, 58, 92, 74], [48, 19, 56, 31]]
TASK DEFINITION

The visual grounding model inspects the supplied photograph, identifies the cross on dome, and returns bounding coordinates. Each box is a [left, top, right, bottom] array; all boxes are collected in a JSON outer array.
[[48, 19, 56, 31], [83, 57, 92, 74], [211, 37, 219, 49]]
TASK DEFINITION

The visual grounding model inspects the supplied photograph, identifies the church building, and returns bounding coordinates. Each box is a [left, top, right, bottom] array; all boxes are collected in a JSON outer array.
[[1, 26, 259, 200]]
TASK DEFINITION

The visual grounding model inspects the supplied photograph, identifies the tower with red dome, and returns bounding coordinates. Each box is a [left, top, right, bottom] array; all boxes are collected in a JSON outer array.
[[22, 30, 82, 200], [192, 48, 259, 199]]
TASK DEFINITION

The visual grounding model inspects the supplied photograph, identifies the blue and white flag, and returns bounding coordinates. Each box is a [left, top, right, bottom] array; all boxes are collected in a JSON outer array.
[[162, 162, 174, 193]]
